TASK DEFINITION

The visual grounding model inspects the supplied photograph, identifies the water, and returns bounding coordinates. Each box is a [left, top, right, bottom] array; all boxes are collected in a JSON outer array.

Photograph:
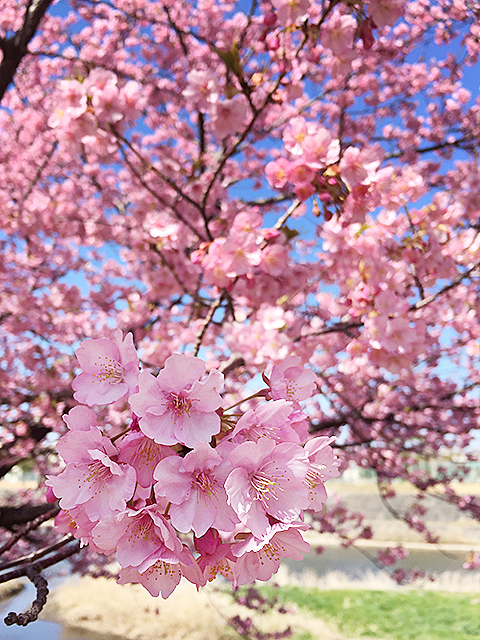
[[283, 544, 470, 581], [0, 586, 62, 640]]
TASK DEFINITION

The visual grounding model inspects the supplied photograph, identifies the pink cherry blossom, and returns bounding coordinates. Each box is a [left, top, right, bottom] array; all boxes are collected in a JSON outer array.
[[117, 561, 183, 598], [321, 9, 356, 56], [271, 0, 311, 27], [117, 431, 176, 488], [229, 399, 302, 444], [304, 436, 341, 511], [231, 522, 310, 587], [72, 329, 139, 405], [259, 243, 289, 277], [117, 547, 205, 597], [153, 444, 239, 536], [46, 430, 136, 522], [225, 438, 309, 538], [129, 353, 224, 447], [294, 180, 316, 201], [194, 528, 236, 582], [63, 405, 97, 431], [183, 68, 220, 109], [267, 356, 318, 406], [265, 158, 292, 188], [98, 505, 185, 570], [211, 98, 248, 139], [368, 0, 404, 28]]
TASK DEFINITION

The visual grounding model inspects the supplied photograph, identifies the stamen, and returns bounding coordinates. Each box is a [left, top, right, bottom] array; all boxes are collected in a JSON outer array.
[[305, 464, 327, 489], [196, 471, 215, 497], [248, 422, 278, 441], [249, 472, 282, 502], [166, 393, 192, 422], [93, 356, 125, 384], [285, 379, 299, 400], [85, 461, 112, 483]]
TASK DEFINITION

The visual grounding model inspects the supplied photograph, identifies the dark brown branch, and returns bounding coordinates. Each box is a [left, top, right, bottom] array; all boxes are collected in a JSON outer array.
[[385, 136, 475, 159], [193, 292, 225, 356], [4, 565, 48, 627], [0, 534, 74, 573], [0, 0, 55, 102], [218, 355, 246, 376], [409, 261, 480, 311], [0, 503, 57, 530], [0, 504, 59, 555], [0, 537, 81, 585]]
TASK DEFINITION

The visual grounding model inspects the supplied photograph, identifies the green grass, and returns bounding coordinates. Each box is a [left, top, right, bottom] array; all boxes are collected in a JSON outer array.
[[262, 586, 480, 640]]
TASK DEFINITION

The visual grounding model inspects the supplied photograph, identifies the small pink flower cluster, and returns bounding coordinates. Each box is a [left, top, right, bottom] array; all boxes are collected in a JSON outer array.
[[265, 117, 341, 203], [47, 331, 340, 598], [48, 69, 143, 158], [192, 211, 290, 288]]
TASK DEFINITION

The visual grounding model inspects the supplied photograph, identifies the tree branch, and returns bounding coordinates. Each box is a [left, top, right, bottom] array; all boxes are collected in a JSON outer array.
[[0, 0, 55, 102]]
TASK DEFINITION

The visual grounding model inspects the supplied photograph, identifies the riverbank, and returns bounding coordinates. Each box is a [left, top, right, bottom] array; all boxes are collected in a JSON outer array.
[[36, 561, 480, 640], [0, 581, 24, 603], [39, 575, 367, 640]]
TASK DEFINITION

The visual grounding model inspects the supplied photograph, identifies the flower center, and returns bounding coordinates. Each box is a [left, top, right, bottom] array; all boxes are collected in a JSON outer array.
[[195, 471, 215, 496], [166, 392, 192, 422], [260, 541, 281, 562], [304, 464, 327, 489], [248, 422, 277, 441], [85, 460, 112, 484], [285, 379, 299, 400], [249, 472, 281, 502], [130, 517, 152, 543], [94, 356, 125, 383]]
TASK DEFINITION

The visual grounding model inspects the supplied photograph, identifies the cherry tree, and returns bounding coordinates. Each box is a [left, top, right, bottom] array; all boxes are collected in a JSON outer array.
[[1, 0, 480, 626]]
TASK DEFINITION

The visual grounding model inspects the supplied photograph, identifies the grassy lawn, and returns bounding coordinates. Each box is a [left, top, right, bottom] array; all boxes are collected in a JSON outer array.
[[262, 586, 480, 640]]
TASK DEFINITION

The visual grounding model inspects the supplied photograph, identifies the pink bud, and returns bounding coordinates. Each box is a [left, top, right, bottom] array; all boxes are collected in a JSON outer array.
[[263, 11, 277, 27], [267, 35, 280, 51], [46, 486, 57, 503], [360, 17, 375, 50], [263, 229, 280, 240], [194, 528, 221, 555], [318, 192, 332, 203]]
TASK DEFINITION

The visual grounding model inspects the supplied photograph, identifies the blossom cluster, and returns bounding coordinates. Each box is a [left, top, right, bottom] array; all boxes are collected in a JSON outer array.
[[48, 68, 144, 158], [192, 210, 291, 288], [47, 330, 340, 598]]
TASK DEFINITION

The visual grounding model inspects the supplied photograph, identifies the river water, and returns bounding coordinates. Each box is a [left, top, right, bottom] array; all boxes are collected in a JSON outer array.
[[284, 544, 470, 579]]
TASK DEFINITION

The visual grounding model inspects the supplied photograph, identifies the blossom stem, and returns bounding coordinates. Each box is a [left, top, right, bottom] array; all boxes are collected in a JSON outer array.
[[111, 428, 129, 443], [223, 391, 265, 412]]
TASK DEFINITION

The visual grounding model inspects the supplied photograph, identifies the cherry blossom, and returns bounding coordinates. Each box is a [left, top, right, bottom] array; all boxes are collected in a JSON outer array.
[[129, 353, 224, 447], [72, 329, 139, 405], [231, 522, 311, 587], [304, 436, 342, 511], [225, 438, 309, 538], [46, 430, 136, 521], [153, 444, 239, 536], [267, 356, 318, 407]]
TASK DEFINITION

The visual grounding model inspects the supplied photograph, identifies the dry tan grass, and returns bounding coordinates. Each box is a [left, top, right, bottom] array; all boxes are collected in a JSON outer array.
[[0, 580, 24, 602]]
